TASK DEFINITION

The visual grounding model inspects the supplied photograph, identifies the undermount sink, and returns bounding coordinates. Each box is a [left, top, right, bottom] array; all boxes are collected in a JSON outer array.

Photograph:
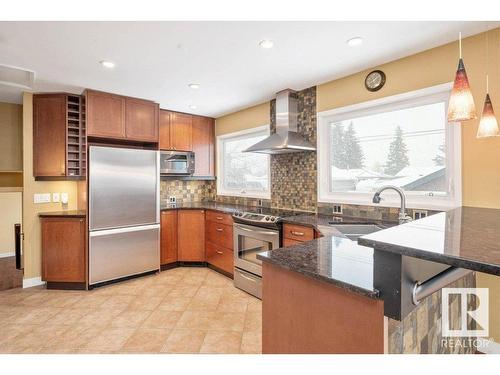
[[327, 223, 385, 241]]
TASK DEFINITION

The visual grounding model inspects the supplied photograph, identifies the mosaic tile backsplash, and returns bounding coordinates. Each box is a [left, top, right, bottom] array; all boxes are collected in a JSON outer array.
[[160, 179, 215, 203], [271, 86, 317, 211]]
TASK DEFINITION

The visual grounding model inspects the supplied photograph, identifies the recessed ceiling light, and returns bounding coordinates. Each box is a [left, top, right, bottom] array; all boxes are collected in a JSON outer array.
[[346, 37, 363, 47], [189, 105, 197, 110], [188, 83, 200, 89], [100, 60, 115, 69], [259, 39, 274, 49]]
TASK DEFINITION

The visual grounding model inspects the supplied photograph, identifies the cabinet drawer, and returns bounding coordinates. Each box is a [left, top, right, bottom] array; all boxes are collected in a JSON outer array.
[[283, 237, 304, 247], [206, 210, 233, 226], [206, 241, 233, 275], [283, 224, 314, 242], [206, 221, 233, 249]]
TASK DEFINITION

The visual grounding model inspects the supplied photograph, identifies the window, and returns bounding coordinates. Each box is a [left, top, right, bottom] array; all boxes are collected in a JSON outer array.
[[217, 125, 271, 199], [317, 83, 461, 209]]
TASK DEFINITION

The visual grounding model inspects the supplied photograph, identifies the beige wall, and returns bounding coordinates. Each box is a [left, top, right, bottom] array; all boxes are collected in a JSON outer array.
[[22, 92, 79, 280], [318, 28, 500, 209], [0, 191, 22, 256], [0, 102, 23, 187], [215, 102, 270, 136]]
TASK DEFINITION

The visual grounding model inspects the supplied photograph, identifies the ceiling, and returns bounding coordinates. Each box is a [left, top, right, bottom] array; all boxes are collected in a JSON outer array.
[[0, 21, 495, 117]]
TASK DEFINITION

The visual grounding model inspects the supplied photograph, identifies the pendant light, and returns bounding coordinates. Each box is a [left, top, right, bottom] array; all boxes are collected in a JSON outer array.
[[447, 32, 477, 122], [477, 29, 499, 138]]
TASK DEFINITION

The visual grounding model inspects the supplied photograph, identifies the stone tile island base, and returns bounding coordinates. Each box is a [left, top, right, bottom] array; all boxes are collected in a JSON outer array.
[[262, 263, 476, 354]]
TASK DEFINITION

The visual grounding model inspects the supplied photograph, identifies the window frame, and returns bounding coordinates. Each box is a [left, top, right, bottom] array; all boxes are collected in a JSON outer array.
[[216, 125, 271, 199], [317, 82, 462, 210]]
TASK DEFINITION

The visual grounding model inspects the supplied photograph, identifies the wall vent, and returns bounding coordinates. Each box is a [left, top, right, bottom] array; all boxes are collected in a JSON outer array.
[[0, 64, 35, 89]]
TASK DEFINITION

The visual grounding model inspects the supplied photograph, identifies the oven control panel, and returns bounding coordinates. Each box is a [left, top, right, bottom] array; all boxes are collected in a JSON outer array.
[[233, 211, 278, 223]]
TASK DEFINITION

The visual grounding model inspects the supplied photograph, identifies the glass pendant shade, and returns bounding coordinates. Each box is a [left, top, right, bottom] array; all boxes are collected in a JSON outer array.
[[477, 93, 500, 138], [447, 58, 477, 122]]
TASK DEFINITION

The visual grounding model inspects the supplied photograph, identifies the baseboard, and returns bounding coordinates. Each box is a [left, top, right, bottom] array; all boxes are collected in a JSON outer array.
[[477, 338, 500, 354], [0, 252, 16, 259], [23, 277, 45, 288]]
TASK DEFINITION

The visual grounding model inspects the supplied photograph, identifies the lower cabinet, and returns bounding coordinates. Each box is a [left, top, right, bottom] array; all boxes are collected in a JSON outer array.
[[41, 217, 86, 286], [160, 210, 178, 265], [177, 209, 205, 261], [206, 241, 233, 275]]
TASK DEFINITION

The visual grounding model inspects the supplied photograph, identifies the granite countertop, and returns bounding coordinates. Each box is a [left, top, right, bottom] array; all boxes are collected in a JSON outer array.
[[258, 234, 379, 298], [38, 210, 87, 218], [358, 206, 500, 276], [160, 201, 257, 213]]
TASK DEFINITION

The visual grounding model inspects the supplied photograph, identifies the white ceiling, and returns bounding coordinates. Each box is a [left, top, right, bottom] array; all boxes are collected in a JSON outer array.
[[0, 21, 495, 117]]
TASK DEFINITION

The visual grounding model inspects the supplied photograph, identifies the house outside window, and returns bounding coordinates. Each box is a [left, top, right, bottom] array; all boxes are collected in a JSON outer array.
[[216, 125, 271, 199], [317, 83, 461, 210]]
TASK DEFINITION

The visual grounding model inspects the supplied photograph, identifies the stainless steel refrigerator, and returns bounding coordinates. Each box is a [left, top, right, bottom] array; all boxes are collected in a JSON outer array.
[[88, 146, 160, 286]]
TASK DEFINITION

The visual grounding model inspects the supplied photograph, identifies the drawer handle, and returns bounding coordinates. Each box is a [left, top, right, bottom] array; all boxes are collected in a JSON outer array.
[[216, 250, 223, 255], [216, 216, 224, 220], [239, 273, 257, 283], [291, 231, 304, 236], [216, 228, 223, 232]]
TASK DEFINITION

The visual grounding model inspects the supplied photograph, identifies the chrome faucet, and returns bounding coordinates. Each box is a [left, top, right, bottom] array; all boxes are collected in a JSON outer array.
[[372, 185, 412, 224]]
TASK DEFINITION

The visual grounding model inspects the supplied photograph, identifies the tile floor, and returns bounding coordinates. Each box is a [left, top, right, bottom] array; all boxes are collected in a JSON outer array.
[[0, 267, 262, 354]]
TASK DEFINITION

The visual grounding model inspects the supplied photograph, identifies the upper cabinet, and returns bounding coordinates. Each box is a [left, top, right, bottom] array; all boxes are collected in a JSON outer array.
[[192, 116, 215, 177], [159, 109, 215, 178], [33, 93, 86, 179], [86, 89, 159, 143]]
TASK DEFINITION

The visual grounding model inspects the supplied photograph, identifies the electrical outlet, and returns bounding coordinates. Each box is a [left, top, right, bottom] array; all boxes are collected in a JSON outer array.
[[52, 193, 60, 203], [34, 193, 51, 204], [168, 196, 176, 204], [61, 193, 69, 204], [332, 204, 343, 215], [413, 210, 428, 220]]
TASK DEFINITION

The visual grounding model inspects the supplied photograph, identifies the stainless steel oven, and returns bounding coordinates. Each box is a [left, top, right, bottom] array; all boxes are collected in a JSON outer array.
[[233, 222, 280, 298], [160, 151, 195, 176]]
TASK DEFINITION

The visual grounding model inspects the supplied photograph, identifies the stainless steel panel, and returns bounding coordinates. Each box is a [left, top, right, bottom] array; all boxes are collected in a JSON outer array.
[[234, 268, 262, 299], [89, 146, 159, 230], [89, 224, 160, 285], [233, 223, 279, 277]]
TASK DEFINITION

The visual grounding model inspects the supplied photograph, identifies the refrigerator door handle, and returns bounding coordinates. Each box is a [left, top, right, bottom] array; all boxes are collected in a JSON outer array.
[[90, 224, 160, 237]]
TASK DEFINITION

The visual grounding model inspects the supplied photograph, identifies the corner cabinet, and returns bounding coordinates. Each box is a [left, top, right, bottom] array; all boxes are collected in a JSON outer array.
[[159, 110, 215, 178], [85, 89, 159, 143], [161, 210, 178, 265], [33, 93, 86, 179], [177, 209, 205, 262]]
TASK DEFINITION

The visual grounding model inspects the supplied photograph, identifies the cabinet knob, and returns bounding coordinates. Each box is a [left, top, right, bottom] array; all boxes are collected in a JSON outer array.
[[291, 231, 304, 236], [216, 228, 223, 232], [216, 250, 223, 255]]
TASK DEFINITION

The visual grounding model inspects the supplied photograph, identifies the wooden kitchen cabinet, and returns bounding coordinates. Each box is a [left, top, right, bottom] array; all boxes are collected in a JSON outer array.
[[33, 93, 86, 179], [205, 210, 233, 275], [86, 90, 126, 139], [125, 97, 159, 142], [170, 112, 192, 151], [177, 209, 205, 261], [161, 210, 178, 265], [283, 223, 315, 242], [159, 110, 172, 149], [192, 115, 215, 177], [206, 241, 233, 275], [41, 217, 86, 287]]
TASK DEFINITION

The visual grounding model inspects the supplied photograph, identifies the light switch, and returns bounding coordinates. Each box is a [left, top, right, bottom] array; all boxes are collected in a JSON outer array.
[[34, 193, 51, 204], [52, 193, 60, 203], [61, 193, 69, 204]]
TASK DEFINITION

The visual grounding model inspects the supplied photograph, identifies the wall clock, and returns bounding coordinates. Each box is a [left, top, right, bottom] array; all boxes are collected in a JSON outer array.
[[365, 70, 386, 92]]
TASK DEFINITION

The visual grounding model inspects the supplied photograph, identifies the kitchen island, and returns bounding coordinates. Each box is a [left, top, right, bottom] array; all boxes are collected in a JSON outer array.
[[258, 207, 500, 354]]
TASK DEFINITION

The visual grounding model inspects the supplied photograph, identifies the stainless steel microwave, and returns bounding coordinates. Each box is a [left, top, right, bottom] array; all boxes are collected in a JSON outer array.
[[160, 151, 195, 176]]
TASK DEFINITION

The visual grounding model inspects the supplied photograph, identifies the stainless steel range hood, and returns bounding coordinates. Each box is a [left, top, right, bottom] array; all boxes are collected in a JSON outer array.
[[243, 89, 316, 154]]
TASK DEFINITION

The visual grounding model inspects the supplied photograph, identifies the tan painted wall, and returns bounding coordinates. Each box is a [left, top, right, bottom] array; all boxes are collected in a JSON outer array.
[[0, 192, 22, 256], [215, 102, 270, 136], [22, 92, 79, 280], [318, 28, 500, 209], [476, 272, 500, 343], [0, 102, 23, 172]]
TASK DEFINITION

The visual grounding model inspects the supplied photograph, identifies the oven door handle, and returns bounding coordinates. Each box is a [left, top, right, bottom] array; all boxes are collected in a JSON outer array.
[[234, 224, 278, 236]]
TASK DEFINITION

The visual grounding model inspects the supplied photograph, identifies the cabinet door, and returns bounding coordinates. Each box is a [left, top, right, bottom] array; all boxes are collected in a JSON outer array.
[[86, 90, 126, 139], [192, 116, 215, 177], [41, 217, 86, 282], [177, 209, 205, 261], [161, 210, 178, 265], [171, 112, 192, 151], [159, 110, 171, 150], [125, 98, 159, 142], [33, 94, 67, 177]]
